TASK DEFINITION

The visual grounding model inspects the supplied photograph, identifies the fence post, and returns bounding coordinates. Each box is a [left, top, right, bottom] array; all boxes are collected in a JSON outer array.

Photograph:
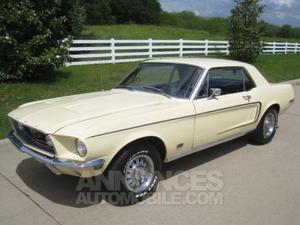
[[226, 41, 230, 55], [179, 39, 183, 57], [295, 43, 298, 54], [111, 38, 115, 63], [272, 42, 276, 54], [148, 38, 153, 58], [204, 39, 208, 56], [285, 42, 288, 54]]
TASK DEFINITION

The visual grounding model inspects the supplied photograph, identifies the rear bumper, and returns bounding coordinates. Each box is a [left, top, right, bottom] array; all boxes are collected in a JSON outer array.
[[8, 131, 105, 170]]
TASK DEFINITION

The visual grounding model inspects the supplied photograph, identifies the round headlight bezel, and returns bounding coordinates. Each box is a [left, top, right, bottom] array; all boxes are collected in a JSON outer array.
[[76, 139, 87, 157]]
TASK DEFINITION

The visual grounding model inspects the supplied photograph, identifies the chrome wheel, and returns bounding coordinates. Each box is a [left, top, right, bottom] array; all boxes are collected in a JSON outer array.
[[124, 154, 155, 193], [263, 112, 276, 139]]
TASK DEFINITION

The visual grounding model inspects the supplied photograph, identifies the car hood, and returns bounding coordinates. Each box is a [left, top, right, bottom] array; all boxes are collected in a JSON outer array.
[[8, 89, 171, 134]]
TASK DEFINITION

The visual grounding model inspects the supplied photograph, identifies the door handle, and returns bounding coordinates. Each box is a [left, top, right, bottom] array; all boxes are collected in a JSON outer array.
[[243, 95, 252, 102]]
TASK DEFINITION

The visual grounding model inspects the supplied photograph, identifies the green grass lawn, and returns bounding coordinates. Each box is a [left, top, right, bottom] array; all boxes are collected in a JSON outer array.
[[82, 25, 225, 40], [82, 24, 300, 42], [1, 54, 300, 139]]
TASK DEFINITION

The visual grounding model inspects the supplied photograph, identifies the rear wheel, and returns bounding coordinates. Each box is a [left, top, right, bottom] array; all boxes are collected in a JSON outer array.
[[250, 107, 278, 144]]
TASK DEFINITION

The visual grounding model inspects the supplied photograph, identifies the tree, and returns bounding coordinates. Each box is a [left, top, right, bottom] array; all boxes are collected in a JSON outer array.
[[228, 0, 264, 62], [69, 0, 86, 37], [82, 0, 162, 25], [259, 20, 279, 37], [0, 0, 85, 81], [84, 0, 115, 25], [110, 0, 162, 25], [277, 24, 292, 38]]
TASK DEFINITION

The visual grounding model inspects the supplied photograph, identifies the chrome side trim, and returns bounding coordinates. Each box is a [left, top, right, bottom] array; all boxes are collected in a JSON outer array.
[[8, 131, 105, 169], [195, 101, 261, 118], [88, 101, 261, 139]]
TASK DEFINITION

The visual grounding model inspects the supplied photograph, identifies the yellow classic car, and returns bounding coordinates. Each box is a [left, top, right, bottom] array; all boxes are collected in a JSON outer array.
[[8, 58, 294, 199]]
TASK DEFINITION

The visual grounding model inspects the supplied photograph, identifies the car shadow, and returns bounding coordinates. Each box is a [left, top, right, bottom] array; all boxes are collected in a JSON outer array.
[[162, 136, 248, 178], [16, 160, 94, 207], [16, 136, 248, 208]]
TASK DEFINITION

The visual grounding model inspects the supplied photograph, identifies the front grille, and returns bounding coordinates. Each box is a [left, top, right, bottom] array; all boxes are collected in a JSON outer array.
[[12, 120, 55, 155]]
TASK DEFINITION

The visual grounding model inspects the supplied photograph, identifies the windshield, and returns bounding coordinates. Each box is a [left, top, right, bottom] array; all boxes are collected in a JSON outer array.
[[116, 63, 203, 99]]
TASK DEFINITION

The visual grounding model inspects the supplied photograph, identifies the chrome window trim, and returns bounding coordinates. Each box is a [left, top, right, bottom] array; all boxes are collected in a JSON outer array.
[[191, 66, 257, 100], [190, 68, 209, 100]]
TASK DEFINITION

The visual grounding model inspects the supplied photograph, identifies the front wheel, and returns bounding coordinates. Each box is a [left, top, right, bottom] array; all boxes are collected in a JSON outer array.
[[250, 107, 278, 144], [106, 143, 162, 205]]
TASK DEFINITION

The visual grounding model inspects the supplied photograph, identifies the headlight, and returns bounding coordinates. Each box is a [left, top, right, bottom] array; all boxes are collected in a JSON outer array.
[[18, 122, 24, 131], [76, 139, 87, 157], [45, 135, 54, 148]]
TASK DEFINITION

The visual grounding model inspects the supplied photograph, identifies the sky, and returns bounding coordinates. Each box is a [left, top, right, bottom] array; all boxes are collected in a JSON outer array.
[[159, 0, 300, 27]]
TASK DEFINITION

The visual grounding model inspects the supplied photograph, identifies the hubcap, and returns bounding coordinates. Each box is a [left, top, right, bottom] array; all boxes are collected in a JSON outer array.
[[124, 154, 155, 193], [263, 112, 276, 139]]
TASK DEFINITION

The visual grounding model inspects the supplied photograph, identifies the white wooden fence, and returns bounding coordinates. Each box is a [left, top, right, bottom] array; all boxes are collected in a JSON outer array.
[[67, 39, 300, 66], [263, 41, 299, 54]]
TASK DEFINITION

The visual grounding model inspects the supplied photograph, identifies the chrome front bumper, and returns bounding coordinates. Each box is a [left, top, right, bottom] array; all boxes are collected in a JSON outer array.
[[8, 131, 105, 169]]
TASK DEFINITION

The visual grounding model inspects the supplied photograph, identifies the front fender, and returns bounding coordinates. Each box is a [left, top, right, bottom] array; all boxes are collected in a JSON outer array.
[[85, 128, 168, 172]]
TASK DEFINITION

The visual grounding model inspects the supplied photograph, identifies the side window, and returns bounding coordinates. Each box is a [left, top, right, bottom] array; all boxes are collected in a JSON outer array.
[[197, 67, 253, 98], [242, 69, 256, 91], [208, 68, 244, 95]]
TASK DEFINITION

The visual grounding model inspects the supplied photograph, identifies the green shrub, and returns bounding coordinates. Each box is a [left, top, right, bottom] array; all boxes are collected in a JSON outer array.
[[228, 0, 264, 62], [0, 0, 85, 81]]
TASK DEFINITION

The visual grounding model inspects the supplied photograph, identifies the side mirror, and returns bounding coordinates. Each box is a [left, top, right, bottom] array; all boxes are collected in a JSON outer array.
[[209, 88, 221, 99]]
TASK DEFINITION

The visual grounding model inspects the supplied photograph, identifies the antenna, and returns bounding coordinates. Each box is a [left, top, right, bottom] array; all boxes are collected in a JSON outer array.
[[100, 63, 104, 91]]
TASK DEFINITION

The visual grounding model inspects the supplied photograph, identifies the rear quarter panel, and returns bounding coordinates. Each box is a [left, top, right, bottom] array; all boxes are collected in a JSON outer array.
[[254, 83, 294, 120]]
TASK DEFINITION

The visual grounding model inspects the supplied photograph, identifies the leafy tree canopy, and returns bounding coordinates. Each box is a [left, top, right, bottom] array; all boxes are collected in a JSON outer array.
[[84, 0, 161, 25], [0, 0, 85, 81]]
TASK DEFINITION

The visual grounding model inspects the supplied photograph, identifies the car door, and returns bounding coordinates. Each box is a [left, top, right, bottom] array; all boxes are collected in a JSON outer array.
[[192, 67, 260, 149]]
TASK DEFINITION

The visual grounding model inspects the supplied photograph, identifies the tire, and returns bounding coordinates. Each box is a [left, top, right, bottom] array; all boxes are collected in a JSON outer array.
[[250, 107, 278, 145], [105, 142, 162, 205]]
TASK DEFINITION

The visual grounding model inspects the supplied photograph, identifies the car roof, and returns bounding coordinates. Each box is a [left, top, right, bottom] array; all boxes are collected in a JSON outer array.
[[144, 57, 252, 69], [143, 57, 269, 86]]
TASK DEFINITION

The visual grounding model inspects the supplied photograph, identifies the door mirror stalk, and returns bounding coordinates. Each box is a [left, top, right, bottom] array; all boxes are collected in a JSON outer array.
[[208, 88, 222, 99]]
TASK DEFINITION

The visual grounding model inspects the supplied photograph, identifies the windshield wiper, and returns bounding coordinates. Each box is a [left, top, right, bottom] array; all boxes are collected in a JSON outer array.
[[115, 85, 134, 91], [142, 86, 171, 98]]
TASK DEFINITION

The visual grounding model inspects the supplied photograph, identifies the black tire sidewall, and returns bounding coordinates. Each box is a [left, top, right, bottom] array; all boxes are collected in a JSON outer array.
[[107, 143, 162, 204], [252, 108, 278, 144]]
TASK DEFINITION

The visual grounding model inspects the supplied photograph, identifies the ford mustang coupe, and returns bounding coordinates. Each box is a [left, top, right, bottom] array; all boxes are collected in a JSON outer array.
[[8, 58, 294, 200]]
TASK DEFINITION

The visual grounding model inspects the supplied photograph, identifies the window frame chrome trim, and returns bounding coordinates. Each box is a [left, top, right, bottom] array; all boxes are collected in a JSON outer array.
[[191, 66, 257, 100]]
